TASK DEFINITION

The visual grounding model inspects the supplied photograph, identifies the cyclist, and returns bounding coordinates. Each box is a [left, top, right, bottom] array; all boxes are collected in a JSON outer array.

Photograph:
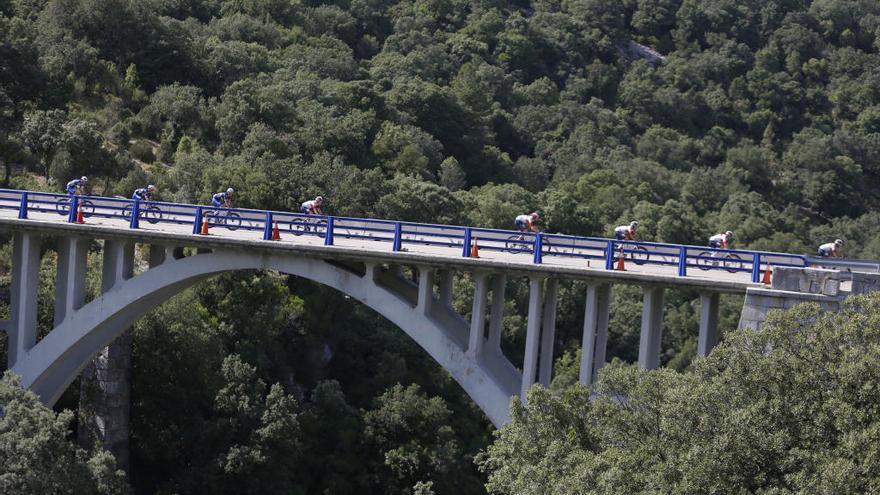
[[66, 176, 88, 196], [212, 188, 234, 208], [614, 221, 638, 241], [301, 196, 324, 215], [132, 185, 156, 201], [817, 239, 844, 258], [709, 231, 734, 249], [515, 212, 540, 233]]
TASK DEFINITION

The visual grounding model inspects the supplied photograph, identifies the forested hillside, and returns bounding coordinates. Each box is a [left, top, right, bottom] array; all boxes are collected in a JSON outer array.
[[1, 0, 880, 493]]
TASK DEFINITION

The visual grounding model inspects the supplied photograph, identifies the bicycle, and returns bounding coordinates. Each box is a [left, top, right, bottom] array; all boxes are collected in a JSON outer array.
[[291, 217, 327, 238], [205, 208, 241, 230], [56, 197, 95, 217], [696, 251, 743, 273], [122, 203, 162, 224], [610, 242, 650, 265]]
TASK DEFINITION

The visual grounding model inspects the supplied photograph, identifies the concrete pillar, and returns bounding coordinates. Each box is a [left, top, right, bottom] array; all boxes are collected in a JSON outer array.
[[416, 267, 434, 315], [79, 239, 135, 474], [638, 286, 665, 370], [521, 277, 544, 401], [698, 292, 720, 357], [438, 270, 454, 308], [54, 237, 90, 326], [468, 272, 489, 356], [8, 232, 41, 368], [592, 284, 612, 377], [579, 283, 612, 387], [538, 278, 558, 386], [487, 274, 506, 353]]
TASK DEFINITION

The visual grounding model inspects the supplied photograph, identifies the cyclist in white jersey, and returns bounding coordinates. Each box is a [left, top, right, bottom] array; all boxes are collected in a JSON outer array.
[[817, 239, 844, 257]]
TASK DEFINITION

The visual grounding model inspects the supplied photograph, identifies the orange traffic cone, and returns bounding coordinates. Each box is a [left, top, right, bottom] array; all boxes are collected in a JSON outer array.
[[470, 237, 479, 258], [616, 253, 626, 271], [762, 263, 772, 285], [271, 221, 281, 241], [75, 203, 85, 224], [200, 216, 210, 235]]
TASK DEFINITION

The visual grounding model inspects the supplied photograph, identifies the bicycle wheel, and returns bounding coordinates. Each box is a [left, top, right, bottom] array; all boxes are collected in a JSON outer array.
[[723, 253, 743, 273], [122, 204, 133, 220], [504, 235, 529, 254], [696, 252, 714, 271], [224, 212, 241, 231], [56, 198, 71, 215], [290, 218, 307, 236], [630, 245, 650, 265], [79, 200, 95, 218]]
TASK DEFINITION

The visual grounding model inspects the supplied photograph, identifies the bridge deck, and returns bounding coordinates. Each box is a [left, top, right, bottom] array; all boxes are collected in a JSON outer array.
[[0, 208, 761, 294]]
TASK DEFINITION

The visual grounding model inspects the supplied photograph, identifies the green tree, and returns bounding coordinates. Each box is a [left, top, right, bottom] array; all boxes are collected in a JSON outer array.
[[0, 372, 129, 495]]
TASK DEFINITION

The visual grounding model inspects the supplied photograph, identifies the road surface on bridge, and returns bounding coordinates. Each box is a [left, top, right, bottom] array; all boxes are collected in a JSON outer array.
[[0, 206, 763, 293]]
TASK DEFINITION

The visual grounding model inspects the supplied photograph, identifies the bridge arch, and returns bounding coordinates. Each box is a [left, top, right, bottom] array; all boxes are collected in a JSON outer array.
[[12, 249, 518, 426]]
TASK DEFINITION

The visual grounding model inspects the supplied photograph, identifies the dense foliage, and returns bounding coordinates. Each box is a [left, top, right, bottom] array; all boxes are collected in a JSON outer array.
[[0, 372, 128, 495], [479, 292, 880, 494], [1, 0, 880, 493]]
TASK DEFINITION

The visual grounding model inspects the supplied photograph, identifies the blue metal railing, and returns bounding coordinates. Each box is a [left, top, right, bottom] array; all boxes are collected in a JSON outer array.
[[0, 188, 810, 282]]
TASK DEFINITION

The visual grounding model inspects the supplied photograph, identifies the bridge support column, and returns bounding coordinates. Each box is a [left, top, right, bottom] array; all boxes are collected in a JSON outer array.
[[580, 283, 612, 387], [416, 267, 434, 315], [487, 275, 506, 354], [698, 293, 720, 357], [8, 232, 41, 368], [468, 272, 489, 357], [539, 278, 558, 386], [54, 237, 90, 326], [79, 239, 135, 474], [521, 277, 544, 400], [638, 287, 665, 370], [438, 269, 454, 309]]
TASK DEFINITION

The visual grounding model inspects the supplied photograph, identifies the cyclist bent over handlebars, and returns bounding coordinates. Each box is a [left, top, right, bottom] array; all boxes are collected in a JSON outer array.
[[212, 188, 234, 208]]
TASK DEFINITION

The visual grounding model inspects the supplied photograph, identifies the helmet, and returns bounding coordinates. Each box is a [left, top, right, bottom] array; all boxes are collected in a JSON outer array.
[[81, 176, 88, 182], [835, 239, 844, 246], [530, 212, 540, 220], [630, 221, 638, 228], [147, 185, 156, 192], [226, 188, 234, 194], [725, 231, 734, 237], [315, 196, 324, 204]]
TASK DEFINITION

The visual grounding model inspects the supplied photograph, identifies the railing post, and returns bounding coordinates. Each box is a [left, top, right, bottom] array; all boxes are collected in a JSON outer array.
[[533, 233, 543, 264], [678, 246, 687, 277], [462, 228, 472, 257], [67, 196, 79, 223], [324, 216, 334, 246], [18, 192, 27, 219], [751, 253, 761, 283], [192, 206, 203, 234], [393, 222, 402, 252], [605, 240, 615, 270], [262, 212, 273, 240], [129, 199, 140, 229]]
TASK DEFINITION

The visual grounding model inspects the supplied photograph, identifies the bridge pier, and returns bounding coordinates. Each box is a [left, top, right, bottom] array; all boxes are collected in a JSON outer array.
[[8, 232, 41, 368], [468, 272, 489, 357], [487, 275, 506, 354], [698, 293, 720, 357], [638, 286, 665, 370], [579, 282, 612, 387], [521, 276, 544, 400], [416, 267, 434, 315], [539, 278, 559, 386], [54, 237, 90, 326], [79, 240, 135, 474]]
